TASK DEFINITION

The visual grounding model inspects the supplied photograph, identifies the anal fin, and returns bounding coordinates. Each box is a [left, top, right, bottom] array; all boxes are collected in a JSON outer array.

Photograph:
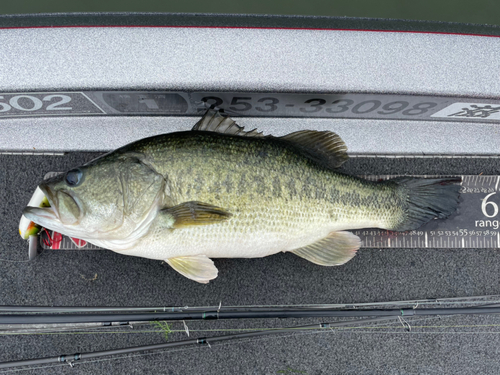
[[291, 231, 360, 266], [166, 255, 218, 284]]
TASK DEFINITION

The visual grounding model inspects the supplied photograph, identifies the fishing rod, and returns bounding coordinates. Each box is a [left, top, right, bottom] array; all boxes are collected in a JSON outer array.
[[1, 294, 498, 335], [2, 294, 500, 313], [4, 301, 500, 370], [2, 306, 500, 325], [2, 295, 500, 369], [0, 294, 496, 337], [0, 316, 399, 370]]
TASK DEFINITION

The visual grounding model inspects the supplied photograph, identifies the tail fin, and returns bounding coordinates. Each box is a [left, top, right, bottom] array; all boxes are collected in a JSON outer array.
[[390, 177, 461, 231]]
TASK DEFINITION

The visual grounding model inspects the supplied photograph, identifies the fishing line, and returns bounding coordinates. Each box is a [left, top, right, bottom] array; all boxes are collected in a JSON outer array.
[[0, 334, 258, 374], [0, 306, 487, 336], [1, 315, 498, 372], [0, 239, 31, 263], [0, 329, 370, 374], [0, 302, 485, 342], [3, 294, 500, 313], [0, 317, 398, 369], [0, 258, 30, 263], [0, 313, 483, 336], [1, 301, 498, 368], [0, 324, 432, 374], [4, 306, 500, 325], [0, 234, 46, 263], [3, 316, 499, 373], [339, 331, 500, 335]]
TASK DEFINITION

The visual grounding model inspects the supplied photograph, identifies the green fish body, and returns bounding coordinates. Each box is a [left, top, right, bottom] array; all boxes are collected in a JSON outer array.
[[23, 110, 460, 283]]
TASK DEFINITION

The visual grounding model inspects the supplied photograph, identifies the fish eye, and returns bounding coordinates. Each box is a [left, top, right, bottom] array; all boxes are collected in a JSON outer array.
[[65, 169, 84, 187]]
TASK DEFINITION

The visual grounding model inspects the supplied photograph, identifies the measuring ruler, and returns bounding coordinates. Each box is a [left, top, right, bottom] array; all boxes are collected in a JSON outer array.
[[353, 175, 499, 249], [34, 175, 499, 254]]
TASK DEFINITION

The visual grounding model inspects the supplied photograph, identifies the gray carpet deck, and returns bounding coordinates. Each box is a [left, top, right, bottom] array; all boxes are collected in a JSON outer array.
[[1, 154, 499, 374]]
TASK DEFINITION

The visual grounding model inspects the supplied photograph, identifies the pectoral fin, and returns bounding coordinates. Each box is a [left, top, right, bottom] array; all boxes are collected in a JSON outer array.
[[162, 201, 232, 228], [166, 255, 218, 283], [291, 231, 360, 266]]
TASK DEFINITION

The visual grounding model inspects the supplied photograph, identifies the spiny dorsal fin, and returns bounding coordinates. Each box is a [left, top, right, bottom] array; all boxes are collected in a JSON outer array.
[[280, 130, 348, 169], [192, 109, 264, 138], [193, 110, 347, 168]]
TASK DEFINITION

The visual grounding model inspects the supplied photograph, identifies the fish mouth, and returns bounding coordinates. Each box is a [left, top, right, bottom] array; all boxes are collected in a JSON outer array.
[[22, 183, 82, 231], [22, 184, 60, 232], [22, 205, 59, 229]]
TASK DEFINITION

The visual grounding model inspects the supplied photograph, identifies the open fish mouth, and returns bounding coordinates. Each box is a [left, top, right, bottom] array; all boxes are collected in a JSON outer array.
[[19, 183, 78, 238], [19, 186, 56, 239], [20, 182, 87, 240], [22, 205, 59, 228]]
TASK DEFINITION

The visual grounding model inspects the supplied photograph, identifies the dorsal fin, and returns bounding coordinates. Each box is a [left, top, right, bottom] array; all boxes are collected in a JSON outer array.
[[280, 130, 348, 169], [192, 110, 348, 169], [192, 109, 264, 138]]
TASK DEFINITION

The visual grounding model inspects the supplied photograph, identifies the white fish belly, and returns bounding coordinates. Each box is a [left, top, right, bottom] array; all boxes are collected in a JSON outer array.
[[111, 218, 379, 261], [115, 225, 331, 260], [109, 193, 386, 261]]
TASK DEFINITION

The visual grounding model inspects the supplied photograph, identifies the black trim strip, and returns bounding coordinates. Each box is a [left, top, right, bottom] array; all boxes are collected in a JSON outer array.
[[0, 13, 499, 36]]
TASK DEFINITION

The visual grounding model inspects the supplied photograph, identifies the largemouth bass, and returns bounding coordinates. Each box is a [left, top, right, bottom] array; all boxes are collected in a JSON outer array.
[[23, 110, 460, 283]]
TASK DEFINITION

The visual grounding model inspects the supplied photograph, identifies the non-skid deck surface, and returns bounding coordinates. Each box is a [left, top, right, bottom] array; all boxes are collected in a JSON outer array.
[[1, 153, 500, 374]]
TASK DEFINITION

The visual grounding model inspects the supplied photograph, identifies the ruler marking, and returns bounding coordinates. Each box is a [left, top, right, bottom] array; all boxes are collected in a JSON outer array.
[[38, 174, 500, 251]]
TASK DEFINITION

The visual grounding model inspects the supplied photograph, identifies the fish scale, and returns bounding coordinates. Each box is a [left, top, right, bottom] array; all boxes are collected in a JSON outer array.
[[37, 175, 495, 252], [23, 110, 460, 282]]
